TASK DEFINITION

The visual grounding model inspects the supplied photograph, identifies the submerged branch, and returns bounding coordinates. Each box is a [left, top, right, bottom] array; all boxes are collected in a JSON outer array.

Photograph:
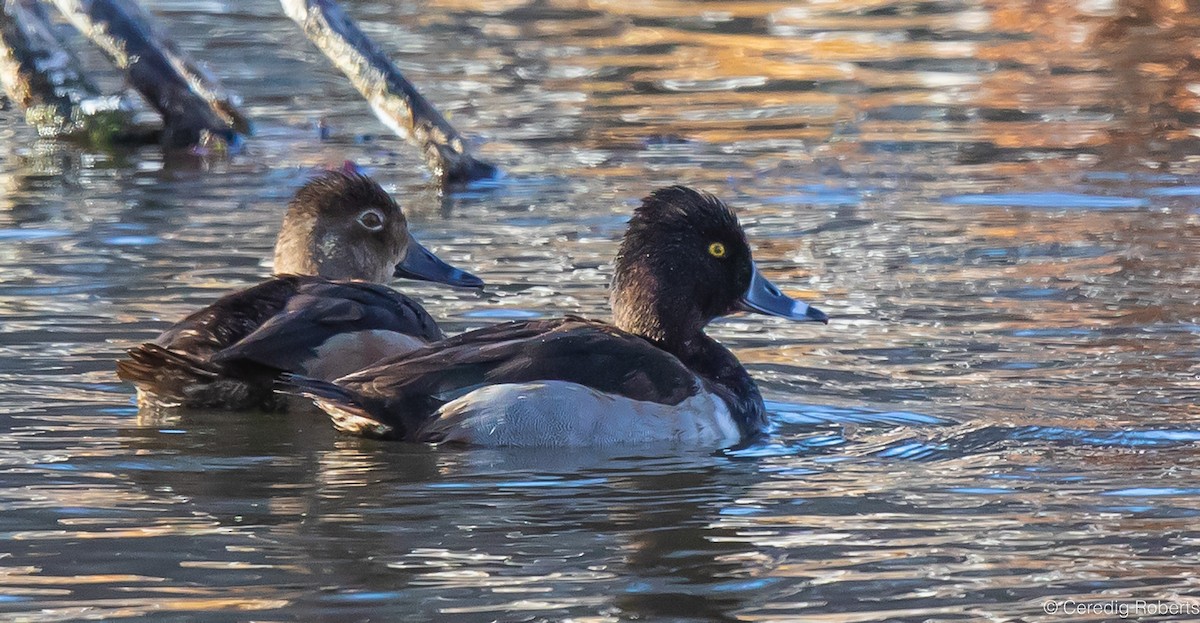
[[0, 0, 143, 142], [282, 0, 497, 186], [46, 0, 250, 147]]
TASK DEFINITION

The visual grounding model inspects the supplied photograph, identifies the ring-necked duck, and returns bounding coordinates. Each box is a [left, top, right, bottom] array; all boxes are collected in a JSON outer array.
[[117, 166, 482, 411], [282, 186, 827, 446]]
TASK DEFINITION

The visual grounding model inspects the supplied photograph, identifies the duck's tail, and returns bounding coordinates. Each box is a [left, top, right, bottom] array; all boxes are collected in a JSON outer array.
[[116, 343, 222, 408], [276, 373, 398, 439], [117, 343, 283, 411]]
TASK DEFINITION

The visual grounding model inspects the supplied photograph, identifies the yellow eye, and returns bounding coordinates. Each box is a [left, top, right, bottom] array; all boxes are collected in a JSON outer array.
[[708, 242, 727, 258]]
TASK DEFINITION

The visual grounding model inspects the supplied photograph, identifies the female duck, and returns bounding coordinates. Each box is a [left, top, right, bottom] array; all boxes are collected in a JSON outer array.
[[284, 186, 827, 446], [117, 167, 482, 411]]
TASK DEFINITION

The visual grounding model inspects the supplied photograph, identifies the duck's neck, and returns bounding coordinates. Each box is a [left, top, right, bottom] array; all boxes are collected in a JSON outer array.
[[273, 223, 322, 277], [273, 230, 390, 283], [612, 289, 767, 439]]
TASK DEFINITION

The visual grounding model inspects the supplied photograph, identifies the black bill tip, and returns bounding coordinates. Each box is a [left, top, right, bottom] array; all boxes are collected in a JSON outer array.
[[394, 237, 485, 288]]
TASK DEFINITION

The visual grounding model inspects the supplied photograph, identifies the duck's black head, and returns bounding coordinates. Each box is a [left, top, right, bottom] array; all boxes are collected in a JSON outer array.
[[273, 166, 481, 287], [611, 186, 826, 346]]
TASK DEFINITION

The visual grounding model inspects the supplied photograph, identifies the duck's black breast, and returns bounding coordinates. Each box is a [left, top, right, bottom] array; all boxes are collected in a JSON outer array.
[[332, 317, 702, 438], [685, 339, 768, 441]]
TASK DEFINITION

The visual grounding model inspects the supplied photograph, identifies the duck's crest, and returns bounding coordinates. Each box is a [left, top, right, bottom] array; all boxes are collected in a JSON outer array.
[[631, 186, 739, 230], [287, 167, 395, 218]]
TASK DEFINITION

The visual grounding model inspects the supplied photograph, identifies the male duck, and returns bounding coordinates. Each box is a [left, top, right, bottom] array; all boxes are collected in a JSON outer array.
[[283, 186, 828, 446], [117, 166, 482, 411]]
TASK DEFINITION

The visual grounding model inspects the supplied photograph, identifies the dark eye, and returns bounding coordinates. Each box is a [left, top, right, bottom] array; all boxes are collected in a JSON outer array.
[[357, 209, 384, 231], [708, 242, 727, 258]]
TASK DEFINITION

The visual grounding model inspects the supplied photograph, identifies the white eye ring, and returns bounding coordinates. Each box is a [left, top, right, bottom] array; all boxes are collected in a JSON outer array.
[[357, 209, 385, 232]]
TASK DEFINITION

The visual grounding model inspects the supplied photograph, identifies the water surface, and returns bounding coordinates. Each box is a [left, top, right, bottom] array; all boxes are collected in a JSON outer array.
[[1, 0, 1199, 620]]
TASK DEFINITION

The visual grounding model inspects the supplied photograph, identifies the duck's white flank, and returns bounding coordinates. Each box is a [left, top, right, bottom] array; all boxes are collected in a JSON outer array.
[[419, 380, 740, 447], [304, 330, 424, 380]]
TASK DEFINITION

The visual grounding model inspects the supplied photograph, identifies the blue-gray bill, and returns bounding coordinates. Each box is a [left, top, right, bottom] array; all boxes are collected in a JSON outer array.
[[394, 237, 483, 288], [737, 264, 828, 323]]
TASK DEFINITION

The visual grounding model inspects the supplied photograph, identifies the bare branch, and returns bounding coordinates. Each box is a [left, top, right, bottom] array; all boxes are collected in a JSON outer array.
[[282, 0, 497, 185]]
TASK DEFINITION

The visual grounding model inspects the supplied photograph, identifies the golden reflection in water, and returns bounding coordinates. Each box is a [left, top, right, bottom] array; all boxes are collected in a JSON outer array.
[[3, 596, 293, 621], [420, 0, 1200, 170]]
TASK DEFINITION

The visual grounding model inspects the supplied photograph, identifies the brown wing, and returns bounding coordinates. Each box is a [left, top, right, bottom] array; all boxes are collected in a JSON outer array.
[[210, 280, 442, 372], [151, 276, 306, 356], [326, 318, 698, 439]]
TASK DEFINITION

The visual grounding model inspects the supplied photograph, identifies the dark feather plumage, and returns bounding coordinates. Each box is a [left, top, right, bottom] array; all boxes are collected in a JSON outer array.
[[280, 317, 711, 440], [118, 275, 442, 411], [116, 168, 476, 412], [211, 279, 441, 370], [287, 185, 819, 446]]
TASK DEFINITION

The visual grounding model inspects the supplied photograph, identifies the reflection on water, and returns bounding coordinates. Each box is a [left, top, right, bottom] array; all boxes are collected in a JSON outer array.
[[1, 0, 1200, 620]]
